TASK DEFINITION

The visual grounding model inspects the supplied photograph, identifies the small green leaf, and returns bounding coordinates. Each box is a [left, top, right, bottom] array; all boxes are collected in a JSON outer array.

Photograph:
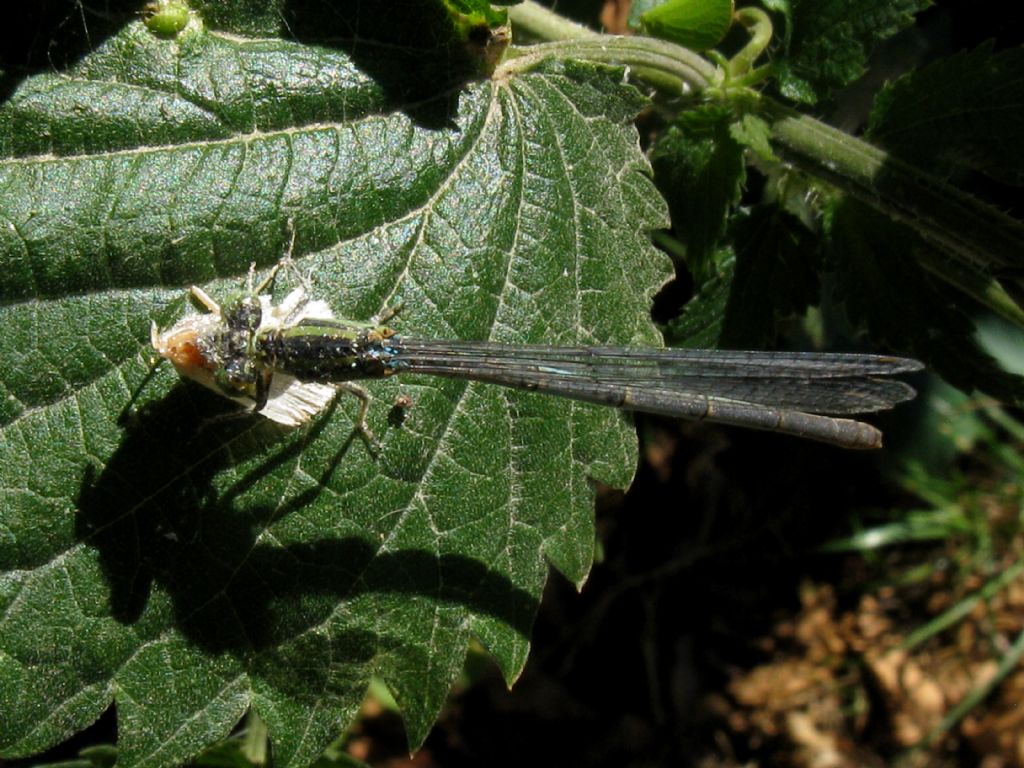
[[637, 0, 735, 51], [665, 248, 735, 348], [440, 0, 510, 30], [772, 0, 931, 104], [774, 68, 819, 104], [650, 105, 746, 282], [729, 113, 777, 163], [868, 44, 1024, 186], [185, 0, 296, 36], [0, 16, 668, 768]]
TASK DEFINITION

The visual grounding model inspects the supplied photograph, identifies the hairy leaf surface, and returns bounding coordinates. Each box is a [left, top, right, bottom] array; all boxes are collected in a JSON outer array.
[[0, 11, 669, 767]]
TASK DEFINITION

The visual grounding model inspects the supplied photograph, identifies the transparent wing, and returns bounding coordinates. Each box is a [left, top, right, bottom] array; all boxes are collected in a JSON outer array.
[[392, 340, 923, 449]]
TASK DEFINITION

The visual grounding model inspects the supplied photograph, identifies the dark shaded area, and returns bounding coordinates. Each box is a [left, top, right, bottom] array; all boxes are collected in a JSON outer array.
[[0, 706, 118, 768], [75, 382, 538, 658], [915, 0, 1024, 54], [833, 0, 1024, 227], [0, 0, 486, 125], [355, 418, 916, 767], [827, 198, 1024, 410], [276, 0, 485, 126], [0, 1, 140, 100], [719, 206, 822, 350]]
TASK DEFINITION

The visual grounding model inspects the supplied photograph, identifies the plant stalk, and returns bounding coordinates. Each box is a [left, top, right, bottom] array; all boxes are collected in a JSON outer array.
[[505, 0, 599, 42], [504, 2, 717, 94], [764, 102, 1024, 280]]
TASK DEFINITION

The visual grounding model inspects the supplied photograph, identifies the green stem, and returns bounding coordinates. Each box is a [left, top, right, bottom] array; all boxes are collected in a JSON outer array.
[[506, 0, 599, 41], [728, 62, 775, 89], [504, 1, 716, 94], [729, 7, 773, 77], [916, 249, 1024, 328], [498, 36, 716, 94], [765, 102, 1024, 279]]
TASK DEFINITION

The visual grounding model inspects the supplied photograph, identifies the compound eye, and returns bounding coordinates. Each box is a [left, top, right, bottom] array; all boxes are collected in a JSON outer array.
[[226, 296, 263, 332]]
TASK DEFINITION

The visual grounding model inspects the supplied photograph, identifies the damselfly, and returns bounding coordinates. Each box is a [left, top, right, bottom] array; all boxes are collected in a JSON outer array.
[[151, 260, 923, 450]]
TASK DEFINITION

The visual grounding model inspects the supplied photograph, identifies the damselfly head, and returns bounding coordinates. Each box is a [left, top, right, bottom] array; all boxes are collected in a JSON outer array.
[[150, 313, 224, 385]]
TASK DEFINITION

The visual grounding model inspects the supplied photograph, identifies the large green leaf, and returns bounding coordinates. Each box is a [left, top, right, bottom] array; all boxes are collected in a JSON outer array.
[[0, 9, 669, 768], [868, 44, 1024, 187]]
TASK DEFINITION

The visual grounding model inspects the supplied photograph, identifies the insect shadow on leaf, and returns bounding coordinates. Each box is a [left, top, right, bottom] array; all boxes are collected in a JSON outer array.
[[75, 383, 538, 658]]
